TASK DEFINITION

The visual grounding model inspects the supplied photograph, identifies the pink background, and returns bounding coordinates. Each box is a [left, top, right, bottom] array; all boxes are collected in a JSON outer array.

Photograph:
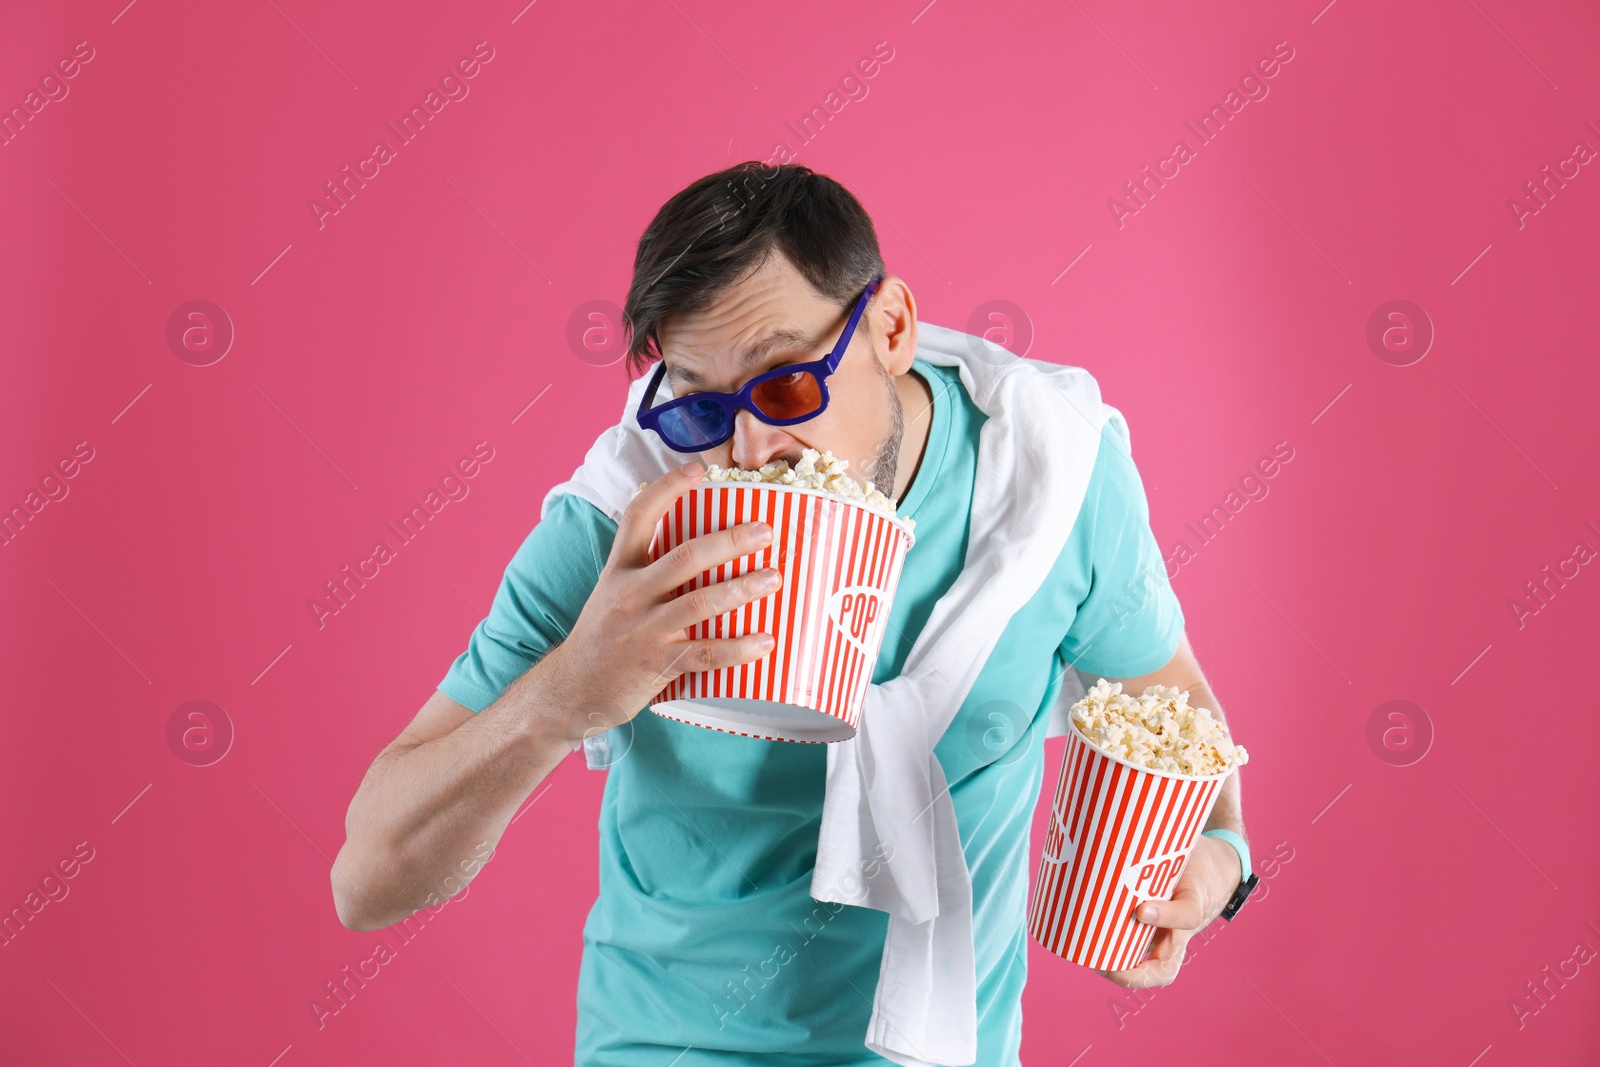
[[3, 0, 1598, 1064]]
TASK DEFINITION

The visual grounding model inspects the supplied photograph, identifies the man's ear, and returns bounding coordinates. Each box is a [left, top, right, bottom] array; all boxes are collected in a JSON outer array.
[[875, 276, 918, 375]]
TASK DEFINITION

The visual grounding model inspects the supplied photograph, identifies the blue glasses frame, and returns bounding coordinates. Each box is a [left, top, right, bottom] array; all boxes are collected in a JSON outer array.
[[636, 273, 885, 453]]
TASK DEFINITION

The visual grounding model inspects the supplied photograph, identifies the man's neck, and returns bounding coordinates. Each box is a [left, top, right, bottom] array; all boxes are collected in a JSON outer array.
[[891, 365, 935, 503]]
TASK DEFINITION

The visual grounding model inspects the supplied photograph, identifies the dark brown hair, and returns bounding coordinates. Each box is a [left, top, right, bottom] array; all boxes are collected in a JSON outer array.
[[622, 162, 885, 377]]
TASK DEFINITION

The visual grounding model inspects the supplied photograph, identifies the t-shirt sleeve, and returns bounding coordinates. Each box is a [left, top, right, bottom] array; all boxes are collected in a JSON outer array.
[[437, 493, 617, 712], [1057, 415, 1185, 679]]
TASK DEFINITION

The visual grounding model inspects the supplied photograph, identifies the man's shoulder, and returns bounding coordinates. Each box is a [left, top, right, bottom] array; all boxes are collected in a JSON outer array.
[[505, 490, 616, 573], [912, 322, 1141, 513], [912, 320, 1109, 403], [545, 488, 615, 523]]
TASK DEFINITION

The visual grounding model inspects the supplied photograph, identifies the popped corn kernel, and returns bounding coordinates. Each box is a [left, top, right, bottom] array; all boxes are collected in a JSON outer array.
[[701, 448, 914, 531], [1069, 678, 1248, 777]]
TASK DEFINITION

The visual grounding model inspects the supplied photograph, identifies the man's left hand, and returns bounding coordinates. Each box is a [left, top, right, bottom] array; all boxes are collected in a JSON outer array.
[[1094, 832, 1240, 989]]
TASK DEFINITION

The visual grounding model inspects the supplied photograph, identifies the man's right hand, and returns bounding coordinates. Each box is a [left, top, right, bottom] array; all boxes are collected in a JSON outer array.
[[540, 460, 781, 741]]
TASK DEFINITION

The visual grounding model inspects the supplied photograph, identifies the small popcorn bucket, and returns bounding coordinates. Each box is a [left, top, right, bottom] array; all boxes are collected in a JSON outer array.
[[1028, 726, 1230, 970], [645, 482, 915, 743]]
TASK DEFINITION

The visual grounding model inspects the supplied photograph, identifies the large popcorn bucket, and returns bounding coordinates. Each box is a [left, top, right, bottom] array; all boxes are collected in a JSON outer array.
[[1028, 726, 1230, 970], [645, 482, 915, 743]]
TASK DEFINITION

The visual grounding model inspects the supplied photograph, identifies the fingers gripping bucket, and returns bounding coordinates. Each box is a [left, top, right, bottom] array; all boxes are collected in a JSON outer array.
[[645, 483, 915, 743], [1028, 727, 1228, 970]]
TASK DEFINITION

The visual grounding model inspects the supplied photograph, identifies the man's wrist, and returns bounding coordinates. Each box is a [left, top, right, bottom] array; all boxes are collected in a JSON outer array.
[[1202, 828, 1261, 921], [1201, 827, 1251, 882], [504, 648, 586, 755]]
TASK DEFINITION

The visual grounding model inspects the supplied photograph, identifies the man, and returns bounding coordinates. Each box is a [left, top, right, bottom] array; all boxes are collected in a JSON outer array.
[[331, 162, 1253, 1066]]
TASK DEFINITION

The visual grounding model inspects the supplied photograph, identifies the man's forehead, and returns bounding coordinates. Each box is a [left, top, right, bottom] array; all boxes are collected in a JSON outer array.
[[662, 325, 819, 391]]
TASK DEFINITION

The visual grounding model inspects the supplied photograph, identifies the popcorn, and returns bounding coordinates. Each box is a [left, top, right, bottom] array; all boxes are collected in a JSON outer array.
[[1069, 679, 1248, 777], [701, 448, 914, 531]]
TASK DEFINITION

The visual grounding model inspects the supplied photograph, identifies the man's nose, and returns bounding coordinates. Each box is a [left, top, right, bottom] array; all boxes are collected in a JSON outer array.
[[729, 408, 799, 471]]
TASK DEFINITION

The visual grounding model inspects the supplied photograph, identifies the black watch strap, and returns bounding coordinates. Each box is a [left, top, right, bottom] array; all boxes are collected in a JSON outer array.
[[1219, 872, 1260, 921]]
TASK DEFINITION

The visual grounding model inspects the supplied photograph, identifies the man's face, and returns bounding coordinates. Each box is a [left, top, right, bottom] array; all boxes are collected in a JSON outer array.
[[654, 252, 920, 494]]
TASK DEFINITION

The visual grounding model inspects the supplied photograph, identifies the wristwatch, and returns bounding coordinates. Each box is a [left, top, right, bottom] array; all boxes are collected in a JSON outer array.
[[1201, 828, 1259, 921]]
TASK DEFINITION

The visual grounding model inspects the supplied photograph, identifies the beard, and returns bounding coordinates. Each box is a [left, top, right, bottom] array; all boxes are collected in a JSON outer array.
[[862, 361, 906, 499]]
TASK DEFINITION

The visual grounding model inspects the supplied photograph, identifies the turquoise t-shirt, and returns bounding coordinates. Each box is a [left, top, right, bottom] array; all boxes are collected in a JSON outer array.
[[439, 358, 1184, 1066]]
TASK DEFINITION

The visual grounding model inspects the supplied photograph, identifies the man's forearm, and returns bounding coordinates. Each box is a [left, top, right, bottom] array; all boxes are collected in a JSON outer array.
[[1189, 680, 1246, 839], [332, 650, 582, 930]]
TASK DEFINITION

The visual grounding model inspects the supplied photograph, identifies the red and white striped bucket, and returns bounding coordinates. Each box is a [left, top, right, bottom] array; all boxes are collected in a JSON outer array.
[[645, 482, 916, 743], [1028, 726, 1229, 970]]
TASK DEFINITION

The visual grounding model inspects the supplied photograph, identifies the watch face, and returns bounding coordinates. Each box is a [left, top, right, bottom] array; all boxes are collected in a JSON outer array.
[[1221, 873, 1260, 921]]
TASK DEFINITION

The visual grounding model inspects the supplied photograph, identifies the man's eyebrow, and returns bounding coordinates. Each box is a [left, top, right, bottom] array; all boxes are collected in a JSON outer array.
[[667, 328, 815, 390]]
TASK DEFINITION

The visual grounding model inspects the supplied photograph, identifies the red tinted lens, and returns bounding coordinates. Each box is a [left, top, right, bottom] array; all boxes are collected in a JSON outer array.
[[750, 371, 823, 420]]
